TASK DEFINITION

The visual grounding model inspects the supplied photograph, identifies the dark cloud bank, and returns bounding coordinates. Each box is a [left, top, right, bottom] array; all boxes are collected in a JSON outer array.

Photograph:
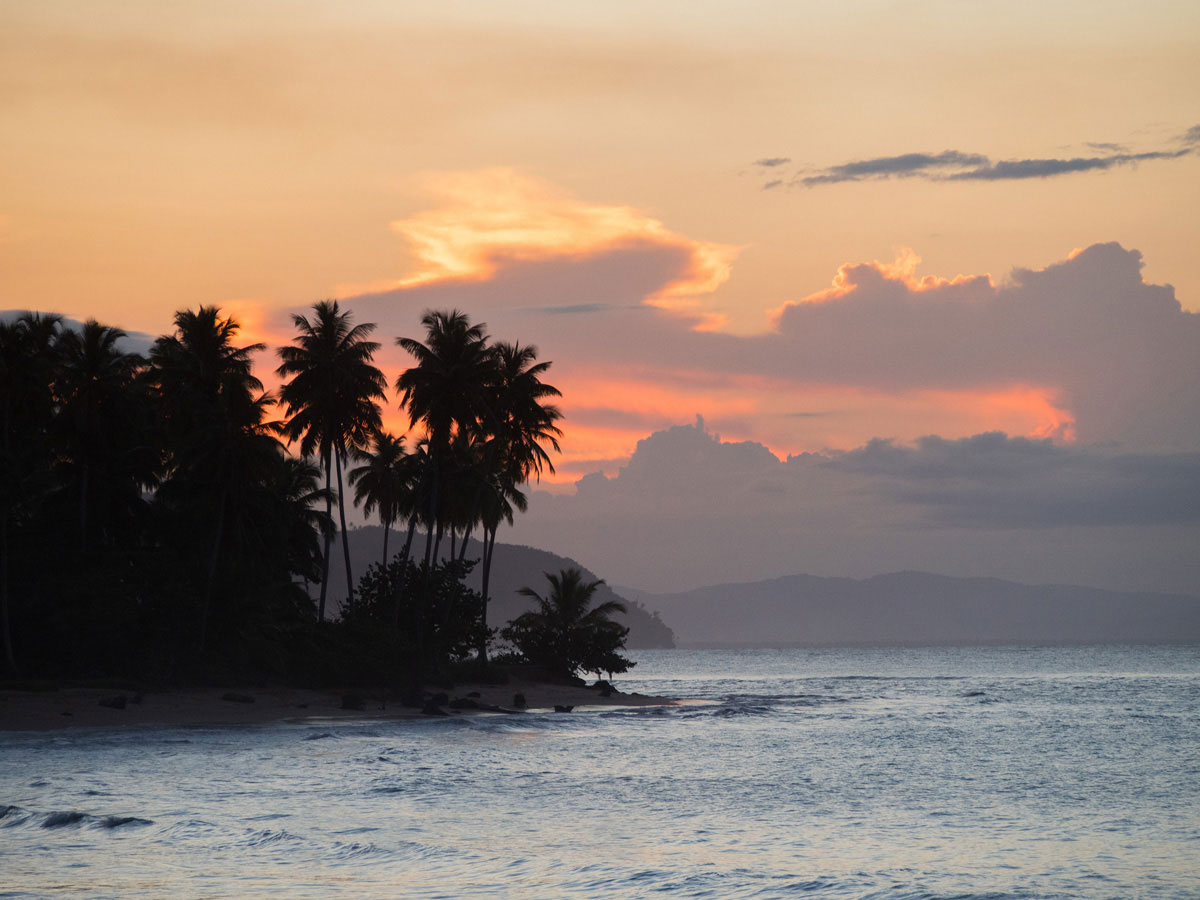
[[765, 124, 1199, 188], [510, 419, 1200, 597]]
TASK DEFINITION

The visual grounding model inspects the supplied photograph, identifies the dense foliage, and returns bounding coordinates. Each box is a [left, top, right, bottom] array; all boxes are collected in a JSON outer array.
[[0, 305, 580, 689], [500, 567, 635, 680]]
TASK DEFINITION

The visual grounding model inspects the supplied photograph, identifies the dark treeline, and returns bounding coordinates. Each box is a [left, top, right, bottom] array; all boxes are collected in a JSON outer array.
[[0, 304, 620, 689]]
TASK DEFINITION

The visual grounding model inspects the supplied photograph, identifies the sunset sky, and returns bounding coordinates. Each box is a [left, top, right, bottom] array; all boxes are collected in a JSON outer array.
[[4, 1, 1199, 593]]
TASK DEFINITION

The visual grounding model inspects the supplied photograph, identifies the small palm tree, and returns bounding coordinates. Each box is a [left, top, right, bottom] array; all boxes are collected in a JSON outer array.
[[504, 567, 634, 680], [349, 430, 412, 567]]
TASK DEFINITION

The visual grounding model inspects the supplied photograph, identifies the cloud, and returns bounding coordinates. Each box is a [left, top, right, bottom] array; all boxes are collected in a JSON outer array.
[[374, 169, 738, 305], [506, 419, 1200, 595], [337, 170, 1198, 473], [944, 150, 1188, 181], [833, 432, 1200, 528], [771, 124, 1199, 187], [801, 150, 989, 185], [753, 157, 791, 167]]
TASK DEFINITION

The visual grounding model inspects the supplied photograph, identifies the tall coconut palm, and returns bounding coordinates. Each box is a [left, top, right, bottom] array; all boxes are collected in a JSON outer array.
[[53, 320, 155, 553], [0, 313, 63, 675], [395, 310, 495, 567], [349, 430, 413, 567], [475, 341, 561, 659], [277, 300, 386, 619], [148, 306, 275, 650]]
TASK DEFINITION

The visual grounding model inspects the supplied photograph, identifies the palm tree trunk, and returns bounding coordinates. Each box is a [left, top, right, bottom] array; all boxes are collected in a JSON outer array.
[[1, 513, 16, 676], [199, 488, 227, 653], [79, 465, 89, 555], [478, 525, 497, 662], [318, 450, 333, 622], [381, 518, 390, 568], [393, 512, 419, 628], [449, 528, 457, 562], [423, 455, 439, 568], [335, 444, 354, 607], [0, 397, 15, 676]]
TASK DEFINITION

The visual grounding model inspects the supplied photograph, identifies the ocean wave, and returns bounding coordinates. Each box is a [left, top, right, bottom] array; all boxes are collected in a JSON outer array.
[[0, 805, 152, 830]]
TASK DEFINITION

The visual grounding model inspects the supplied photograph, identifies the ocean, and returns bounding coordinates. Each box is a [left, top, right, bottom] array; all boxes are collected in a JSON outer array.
[[2, 645, 1198, 899]]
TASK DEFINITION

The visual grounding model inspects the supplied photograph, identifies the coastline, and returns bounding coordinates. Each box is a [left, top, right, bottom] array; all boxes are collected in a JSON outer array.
[[0, 681, 675, 733]]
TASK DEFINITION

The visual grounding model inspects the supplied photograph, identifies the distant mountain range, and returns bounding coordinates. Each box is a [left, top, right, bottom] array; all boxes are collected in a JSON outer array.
[[619, 571, 1200, 647], [326, 527, 676, 648]]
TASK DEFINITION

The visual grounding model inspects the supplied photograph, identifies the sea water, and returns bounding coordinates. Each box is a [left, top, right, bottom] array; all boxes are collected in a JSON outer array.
[[2, 645, 1198, 899]]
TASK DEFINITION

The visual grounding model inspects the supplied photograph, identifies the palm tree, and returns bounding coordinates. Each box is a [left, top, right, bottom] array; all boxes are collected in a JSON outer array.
[[277, 300, 386, 620], [475, 341, 561, 659], [349, 430, 412, 567], [148, 306, 275, 650], [0, 313, 63, 675], [507, 567, 632, 679], [395, 310, 495, 567], [53, 320, 155, 553]]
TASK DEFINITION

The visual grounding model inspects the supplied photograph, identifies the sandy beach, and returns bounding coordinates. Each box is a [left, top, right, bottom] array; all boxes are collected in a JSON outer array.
[[0, 681, 675, 732]]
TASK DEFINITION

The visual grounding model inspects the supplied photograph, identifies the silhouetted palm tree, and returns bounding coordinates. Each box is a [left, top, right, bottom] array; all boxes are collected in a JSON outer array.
[[349, 430, 412, 567], [53, 320, 155, 553], [149, 306, 275, 650], [277, 300, 386, 619], [510, 567, 630, 679], [0, 313, 63, 675], [475, 341, 561, 659], [396, 310, 494, 566]]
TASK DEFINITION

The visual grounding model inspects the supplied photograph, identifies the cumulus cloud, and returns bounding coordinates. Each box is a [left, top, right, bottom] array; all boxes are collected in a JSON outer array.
[[336, 170, 1198, 479], [766, 124, 1199, 187]]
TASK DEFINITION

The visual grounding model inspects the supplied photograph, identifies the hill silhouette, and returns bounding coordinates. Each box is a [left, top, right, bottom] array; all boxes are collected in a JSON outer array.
[[621, 571, 1200, 647], [324, 527, 675, 648]]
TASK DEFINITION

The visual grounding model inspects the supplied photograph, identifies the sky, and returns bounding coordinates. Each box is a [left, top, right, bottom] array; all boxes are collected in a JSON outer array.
[[3, 1, 1199, 594]]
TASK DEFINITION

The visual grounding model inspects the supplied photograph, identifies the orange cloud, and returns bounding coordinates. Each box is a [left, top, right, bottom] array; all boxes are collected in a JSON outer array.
[[769, 248, 994, 322], [342, 169, 741, 323]]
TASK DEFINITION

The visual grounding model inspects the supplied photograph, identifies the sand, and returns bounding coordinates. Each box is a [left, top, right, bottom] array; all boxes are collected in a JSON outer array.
[[0, 681, 676, 732]]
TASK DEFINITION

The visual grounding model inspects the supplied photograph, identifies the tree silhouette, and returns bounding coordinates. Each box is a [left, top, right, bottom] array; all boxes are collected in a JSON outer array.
[[349, 430, 413, 567], [53, 320, 156, 554], [395, 310, 494, 567], [0, 313, 63, 675], [503, 567, 633, 679], [277, 300, 386, 619], [475, 341, 561, 659], [149, 306, 275, 651]]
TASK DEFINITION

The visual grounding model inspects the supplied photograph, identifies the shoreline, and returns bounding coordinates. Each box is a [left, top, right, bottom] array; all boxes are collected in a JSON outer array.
[[0, 681, 676, 733]]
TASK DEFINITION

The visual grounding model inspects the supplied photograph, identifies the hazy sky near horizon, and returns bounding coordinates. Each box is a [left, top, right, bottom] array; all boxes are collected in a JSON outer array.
[[3, 1, 1199, 592]]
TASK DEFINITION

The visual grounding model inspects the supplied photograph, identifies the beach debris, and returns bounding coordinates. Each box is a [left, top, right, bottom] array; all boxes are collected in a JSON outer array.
[[98, 695, 126, 710], [512, 692, 527, 708], [448, 697, 479, 710], [221, 692, 255, 704], [553, 705, 574, 713]]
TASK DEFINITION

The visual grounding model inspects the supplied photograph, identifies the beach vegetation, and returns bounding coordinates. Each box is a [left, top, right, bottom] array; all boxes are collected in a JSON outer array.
[[0, 305, 574, 694], [500, 567, 634, 680]]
